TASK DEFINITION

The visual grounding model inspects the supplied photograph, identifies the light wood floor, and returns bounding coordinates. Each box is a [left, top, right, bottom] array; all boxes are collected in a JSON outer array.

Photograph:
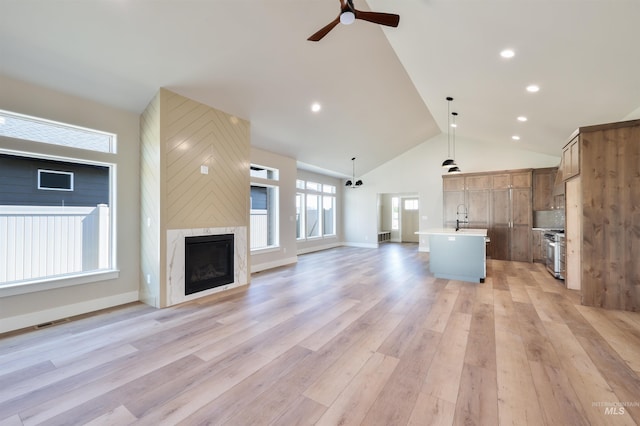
[[1, 243, 640, 426]]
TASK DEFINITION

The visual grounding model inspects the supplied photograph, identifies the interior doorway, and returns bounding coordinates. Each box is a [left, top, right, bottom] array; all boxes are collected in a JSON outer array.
[[378, 193, 420, 243]]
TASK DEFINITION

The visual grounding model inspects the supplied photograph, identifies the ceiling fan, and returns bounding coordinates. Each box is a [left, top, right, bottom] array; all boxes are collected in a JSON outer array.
[[308, 0, 400, 42]]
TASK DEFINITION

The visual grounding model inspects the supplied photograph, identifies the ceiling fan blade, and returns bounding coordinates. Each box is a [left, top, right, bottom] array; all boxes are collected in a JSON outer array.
[[307, 16, 341, 42], [354, 10, 400, 27]]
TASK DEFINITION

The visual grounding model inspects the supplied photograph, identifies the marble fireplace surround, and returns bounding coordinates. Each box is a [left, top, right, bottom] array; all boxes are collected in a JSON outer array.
[[167, 226, 248, 306]]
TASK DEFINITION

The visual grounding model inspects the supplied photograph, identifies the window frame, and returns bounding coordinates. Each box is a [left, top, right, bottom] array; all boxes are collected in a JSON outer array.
[[296, 179, 337, 241], [37, 169, 75, 191], [250, 164, 280, 252], [0, 109, 119, 297]]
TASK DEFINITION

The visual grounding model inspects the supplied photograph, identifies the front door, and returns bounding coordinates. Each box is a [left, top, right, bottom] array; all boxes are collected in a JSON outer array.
[[401, 198, 419, 243]]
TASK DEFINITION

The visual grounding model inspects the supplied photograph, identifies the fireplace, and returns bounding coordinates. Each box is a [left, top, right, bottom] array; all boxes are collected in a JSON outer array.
[[184, 234, 234, 295]]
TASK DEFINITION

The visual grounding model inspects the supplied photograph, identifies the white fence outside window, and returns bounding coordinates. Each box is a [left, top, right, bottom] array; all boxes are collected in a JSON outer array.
[[250, 209, 268, 249], [0, 204, 109, 284]]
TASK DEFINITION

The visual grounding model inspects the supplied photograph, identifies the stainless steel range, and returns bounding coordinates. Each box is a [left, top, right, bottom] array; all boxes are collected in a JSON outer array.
[[544, 230, 565, 279]]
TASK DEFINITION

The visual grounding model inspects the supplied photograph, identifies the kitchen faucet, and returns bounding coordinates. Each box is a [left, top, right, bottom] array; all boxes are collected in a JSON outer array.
[[456, 204, 469, 231]]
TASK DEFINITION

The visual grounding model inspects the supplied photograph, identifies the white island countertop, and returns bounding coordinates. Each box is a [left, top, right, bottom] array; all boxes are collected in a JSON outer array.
[[416, 228, 487, 237]]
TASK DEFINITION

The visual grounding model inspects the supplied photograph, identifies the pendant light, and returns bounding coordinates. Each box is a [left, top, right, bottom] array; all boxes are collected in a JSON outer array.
[[448, 111, 461, 174], [345, 157, 363, 188], [441, 97, 457, 169]]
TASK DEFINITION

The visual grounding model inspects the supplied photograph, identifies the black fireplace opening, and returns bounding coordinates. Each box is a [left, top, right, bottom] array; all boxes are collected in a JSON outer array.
[[185, 234, 234, 295]]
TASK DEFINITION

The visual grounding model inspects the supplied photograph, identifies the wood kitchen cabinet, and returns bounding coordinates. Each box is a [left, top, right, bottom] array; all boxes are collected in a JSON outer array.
[[488, 171, 532, 262], [533, 167, 558, 211], [443, 175, 490, 229], [443, 169, 532, 262], [531, 229, 546, 262], [562, 136, 580, 180], [563, 119, 640, 312]]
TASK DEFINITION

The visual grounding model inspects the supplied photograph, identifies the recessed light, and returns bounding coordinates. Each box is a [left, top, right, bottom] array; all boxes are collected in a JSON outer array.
[[512, 135, 521, 141], [526, 84, 540, 93], [311, 102, 321, 113], [500, 49, 515, 58], [517, 116, 528, 122]]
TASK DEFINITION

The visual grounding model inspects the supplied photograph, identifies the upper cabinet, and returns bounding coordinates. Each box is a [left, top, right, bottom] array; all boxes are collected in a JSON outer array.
[[533, 167, 560, 210], [562, 135, 580, 180], [443, 176, 465, 191]]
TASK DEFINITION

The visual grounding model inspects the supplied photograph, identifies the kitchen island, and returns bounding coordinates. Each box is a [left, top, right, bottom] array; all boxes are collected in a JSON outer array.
[[417, 228, 488, 283]]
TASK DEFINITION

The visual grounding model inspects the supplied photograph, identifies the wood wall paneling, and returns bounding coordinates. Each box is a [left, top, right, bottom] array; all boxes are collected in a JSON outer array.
[[569, 120, 640, 311]]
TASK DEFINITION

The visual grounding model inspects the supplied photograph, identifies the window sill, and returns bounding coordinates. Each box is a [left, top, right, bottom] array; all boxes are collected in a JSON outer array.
[[250, 246, 280, 255], [0, 269, 120, 298]]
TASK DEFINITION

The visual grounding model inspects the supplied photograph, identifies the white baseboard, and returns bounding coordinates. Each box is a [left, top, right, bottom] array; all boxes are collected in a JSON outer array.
[[297, 241, 343, 255], [343, 242, 378, 249], [0, 291, 139, 334], [251, 256, 298, 274]]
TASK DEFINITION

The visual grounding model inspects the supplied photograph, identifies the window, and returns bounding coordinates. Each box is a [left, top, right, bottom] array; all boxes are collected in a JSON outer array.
[[306, 193, 321, 238], [0, 110, 115, 288], [296, 193, 305, 239], [38, 169, 74, 191], [297, 179, 336, 240], [323, 195, 335, 236], [250, 165, 279, 181], [250, 164, 279, 251], [392, 197, 399, 230], [0, 109, 116, 153], [404, 199, 419, 210]]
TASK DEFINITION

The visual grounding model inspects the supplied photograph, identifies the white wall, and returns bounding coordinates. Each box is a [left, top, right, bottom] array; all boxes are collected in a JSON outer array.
[[0, 75, 141, 333], [344, 133, 561, 251]]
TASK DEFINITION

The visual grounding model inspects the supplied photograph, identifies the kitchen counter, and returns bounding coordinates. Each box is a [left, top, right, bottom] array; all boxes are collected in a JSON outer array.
[[417, 228, 488, 237], [417, 228, 488, 283]]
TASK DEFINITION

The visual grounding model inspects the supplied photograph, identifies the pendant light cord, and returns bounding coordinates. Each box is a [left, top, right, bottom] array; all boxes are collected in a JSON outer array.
[[452, 112, 457, 161], [447, 98, 452, 158], [352, 157, 356, 181]]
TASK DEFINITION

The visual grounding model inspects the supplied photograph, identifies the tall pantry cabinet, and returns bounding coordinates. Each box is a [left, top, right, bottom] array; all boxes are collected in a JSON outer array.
[[443, 169, 532, 262], [563, 119, 640, 312]]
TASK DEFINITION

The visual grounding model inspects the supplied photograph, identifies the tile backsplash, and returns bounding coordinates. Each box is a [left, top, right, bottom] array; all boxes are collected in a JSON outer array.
[[534, 209, 565, 229]]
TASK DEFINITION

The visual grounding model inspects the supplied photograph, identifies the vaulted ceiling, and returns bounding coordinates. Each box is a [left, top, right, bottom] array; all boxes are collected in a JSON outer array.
[[1, 1, 639, 177]]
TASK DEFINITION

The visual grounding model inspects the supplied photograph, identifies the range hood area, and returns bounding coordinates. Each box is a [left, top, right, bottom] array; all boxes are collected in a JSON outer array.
[[552, 159, 565, 197]]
